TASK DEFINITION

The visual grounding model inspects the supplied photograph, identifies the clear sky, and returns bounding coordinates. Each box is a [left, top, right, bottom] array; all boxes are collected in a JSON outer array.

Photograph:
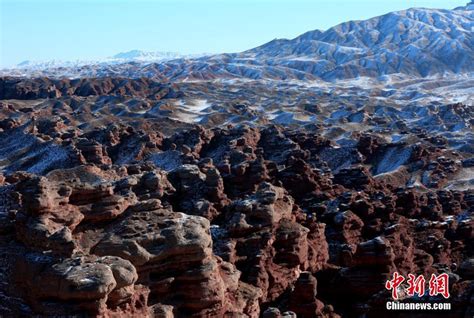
[[0, 0, 469, 67]]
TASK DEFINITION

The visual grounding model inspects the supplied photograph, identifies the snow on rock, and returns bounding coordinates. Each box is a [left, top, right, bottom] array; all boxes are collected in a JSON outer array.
[[373, 146, 412, 175], [147, 151, 183, 172]]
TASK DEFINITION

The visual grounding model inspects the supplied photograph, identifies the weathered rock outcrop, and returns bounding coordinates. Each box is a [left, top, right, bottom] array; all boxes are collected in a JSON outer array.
[[0, 93, 472, 317]]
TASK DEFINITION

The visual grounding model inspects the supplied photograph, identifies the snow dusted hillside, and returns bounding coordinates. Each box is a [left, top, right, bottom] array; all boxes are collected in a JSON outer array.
[[243, 4, 474, 79], [2, 3, 473, 81], [152, 3, 473, 81]]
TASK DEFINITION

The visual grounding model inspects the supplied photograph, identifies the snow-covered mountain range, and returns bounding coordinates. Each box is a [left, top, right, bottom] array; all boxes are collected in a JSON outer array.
[[2, 3, 473, 81], [11, 50, 208, 70]]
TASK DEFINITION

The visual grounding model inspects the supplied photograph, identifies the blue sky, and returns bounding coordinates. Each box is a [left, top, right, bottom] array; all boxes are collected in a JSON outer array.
[[0, 0, 469, 67]]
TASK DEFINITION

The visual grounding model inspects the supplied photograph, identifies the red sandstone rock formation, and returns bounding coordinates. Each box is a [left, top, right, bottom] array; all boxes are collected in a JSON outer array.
[[0, 84, 472, 316]]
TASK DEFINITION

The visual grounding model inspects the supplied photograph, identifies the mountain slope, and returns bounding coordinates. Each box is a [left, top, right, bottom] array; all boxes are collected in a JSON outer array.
[[246, 5, 474, 78], [2, 4, 473, 81], [154, 4, 473, 81]]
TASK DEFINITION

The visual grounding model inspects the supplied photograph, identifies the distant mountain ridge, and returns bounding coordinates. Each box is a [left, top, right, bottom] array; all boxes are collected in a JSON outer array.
[[2, 3, 473, 81], [111, 50, 208, 61], [11, 50, 208, 70], [112, 50, 185, 60]]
